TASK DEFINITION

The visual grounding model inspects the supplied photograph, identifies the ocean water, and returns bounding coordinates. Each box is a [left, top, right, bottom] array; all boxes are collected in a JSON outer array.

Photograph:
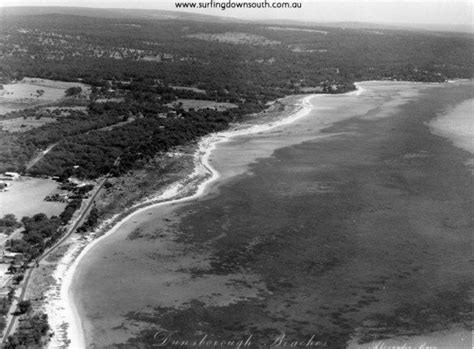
[[430, 98, 474, 155], [70, 81, 474, 348]]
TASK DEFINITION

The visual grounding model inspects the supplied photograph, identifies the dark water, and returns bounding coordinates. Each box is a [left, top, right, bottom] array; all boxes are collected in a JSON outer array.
[[73, 82, 473, 348]]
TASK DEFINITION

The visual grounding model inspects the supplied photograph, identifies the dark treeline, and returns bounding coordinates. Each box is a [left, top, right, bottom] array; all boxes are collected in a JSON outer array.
[[4, 312, 50, 348], [30, 107, 242, 178], [0, 109, 125, 173], [8, 214, 62, 260]]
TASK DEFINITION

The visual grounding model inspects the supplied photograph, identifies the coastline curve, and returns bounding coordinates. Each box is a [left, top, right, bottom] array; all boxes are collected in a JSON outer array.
[[48, 91, 327, 348]]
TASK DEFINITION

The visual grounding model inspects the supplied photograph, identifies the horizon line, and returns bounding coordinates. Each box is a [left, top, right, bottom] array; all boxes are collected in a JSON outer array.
[[1, 4, 473, 33]]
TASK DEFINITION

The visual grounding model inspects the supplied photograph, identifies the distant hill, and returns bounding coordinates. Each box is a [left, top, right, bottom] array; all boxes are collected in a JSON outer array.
[[1, 6, 472, 35], [0, 6, 243, 23], [256, 19, 473, 35]]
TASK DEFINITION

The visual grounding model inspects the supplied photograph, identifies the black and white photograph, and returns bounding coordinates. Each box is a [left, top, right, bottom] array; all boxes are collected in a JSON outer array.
[[0, 1, 472, 348]]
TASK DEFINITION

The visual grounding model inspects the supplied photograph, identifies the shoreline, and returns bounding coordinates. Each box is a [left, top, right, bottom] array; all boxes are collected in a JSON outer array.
[[46, 90, 326, 348], [44, 80, 471, 348]]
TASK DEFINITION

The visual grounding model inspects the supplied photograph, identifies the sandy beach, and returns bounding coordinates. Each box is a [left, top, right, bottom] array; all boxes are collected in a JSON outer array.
[[44, 80, 473, 348], [45, 92, 321, 348]]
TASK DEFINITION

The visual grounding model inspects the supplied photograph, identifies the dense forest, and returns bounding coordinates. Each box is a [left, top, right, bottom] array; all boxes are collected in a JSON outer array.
[[0, 9, 473, 178]]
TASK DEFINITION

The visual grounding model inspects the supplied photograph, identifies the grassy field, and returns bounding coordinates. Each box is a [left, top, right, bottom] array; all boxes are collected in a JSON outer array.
[[186, 32, 280, 46], [170, 86, 206, 94], [0, 116, 57, 132], [169, 99, 238, 111], [0, 177, 66, 218], [0, 78, 90, 115]]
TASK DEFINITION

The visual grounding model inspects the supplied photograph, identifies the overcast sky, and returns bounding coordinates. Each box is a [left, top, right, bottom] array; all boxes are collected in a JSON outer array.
[[1, 0, 472, 27]]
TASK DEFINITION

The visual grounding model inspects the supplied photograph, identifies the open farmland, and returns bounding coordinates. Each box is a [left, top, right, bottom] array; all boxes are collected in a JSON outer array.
[[169, 99, 238, 111], [170, 85, 206, 94], [0, 78, 90, 115], [0, 116, 57, 132], [186, 32, 281, 46], [0, 177, 66, 218]]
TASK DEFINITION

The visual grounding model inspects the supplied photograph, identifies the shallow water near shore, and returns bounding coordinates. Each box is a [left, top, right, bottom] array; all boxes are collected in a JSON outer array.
[[430, 97, 474, 160], [70, 81, 473, 348]]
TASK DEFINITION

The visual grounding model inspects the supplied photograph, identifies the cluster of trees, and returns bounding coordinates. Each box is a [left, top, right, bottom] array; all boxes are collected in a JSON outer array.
[[59, 198, 82, 223], [0, 214, 21, 234], [32, 105, 245, 178], [8, 214, 62, 260], [0, 79, 259, 177], [7, 197, 82, 261], [15, 300, 31, 315], [4, 311, 50, 348], [77, 206, 99, 234], [0, 108, 125, 173], [64, 86, 82, 96]]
